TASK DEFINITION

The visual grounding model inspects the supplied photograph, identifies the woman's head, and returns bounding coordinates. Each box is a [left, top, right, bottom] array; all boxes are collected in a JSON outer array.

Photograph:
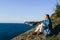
[[45, 14, 50, 20]]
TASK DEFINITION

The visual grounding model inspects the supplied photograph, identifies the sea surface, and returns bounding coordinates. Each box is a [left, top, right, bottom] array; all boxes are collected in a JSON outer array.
[[0, 23, 35, 40]]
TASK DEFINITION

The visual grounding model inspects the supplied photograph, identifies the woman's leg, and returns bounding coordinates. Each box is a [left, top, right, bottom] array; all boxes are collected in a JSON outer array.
[[39, 23, 44, 32], [33, 25, 41, 35], [39, 25, 43, 32], [35, 25, 41, 32], [37, 23, 43, 35]]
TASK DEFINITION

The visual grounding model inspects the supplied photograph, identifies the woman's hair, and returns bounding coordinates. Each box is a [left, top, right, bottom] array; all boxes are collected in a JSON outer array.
[[46, 14, 50, 18]]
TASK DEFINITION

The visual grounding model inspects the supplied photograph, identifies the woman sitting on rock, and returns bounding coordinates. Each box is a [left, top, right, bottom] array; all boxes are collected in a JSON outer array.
[[33, 14, 53, 36]]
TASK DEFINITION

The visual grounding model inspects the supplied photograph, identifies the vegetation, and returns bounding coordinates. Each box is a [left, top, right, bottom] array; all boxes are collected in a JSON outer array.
[[51, 4, 60, 18]]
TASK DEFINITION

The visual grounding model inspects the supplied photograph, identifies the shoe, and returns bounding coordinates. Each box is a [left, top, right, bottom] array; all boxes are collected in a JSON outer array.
[[33, 32, 37, 35], [37, 32, 43, 35]]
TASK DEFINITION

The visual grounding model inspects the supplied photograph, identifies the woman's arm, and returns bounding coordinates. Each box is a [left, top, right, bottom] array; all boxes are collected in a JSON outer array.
[[43, 19, 49, 27]]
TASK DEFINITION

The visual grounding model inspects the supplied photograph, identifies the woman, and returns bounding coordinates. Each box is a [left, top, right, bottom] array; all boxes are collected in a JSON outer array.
[[33, 14, 52, 36]]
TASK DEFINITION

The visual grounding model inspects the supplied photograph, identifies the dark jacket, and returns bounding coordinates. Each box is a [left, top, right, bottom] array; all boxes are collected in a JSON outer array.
[[43, 18, 52, 31]]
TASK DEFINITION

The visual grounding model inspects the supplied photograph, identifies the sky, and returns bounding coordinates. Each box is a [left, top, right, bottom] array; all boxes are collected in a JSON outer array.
[[0, 0, 59, 23]]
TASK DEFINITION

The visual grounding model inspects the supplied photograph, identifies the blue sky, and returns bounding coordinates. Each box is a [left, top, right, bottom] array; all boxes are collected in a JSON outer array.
[[0, 0, 58, 23]]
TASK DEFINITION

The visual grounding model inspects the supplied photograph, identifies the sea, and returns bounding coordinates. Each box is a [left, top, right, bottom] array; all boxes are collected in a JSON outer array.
[[0, 23, 35, 40]]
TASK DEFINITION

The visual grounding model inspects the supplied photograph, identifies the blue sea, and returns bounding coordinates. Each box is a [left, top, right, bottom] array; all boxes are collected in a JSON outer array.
[[0, 23, 35, 40]]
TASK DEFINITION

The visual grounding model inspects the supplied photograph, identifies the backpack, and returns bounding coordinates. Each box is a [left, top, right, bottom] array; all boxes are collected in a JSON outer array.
[[44, 28, 52, 36]]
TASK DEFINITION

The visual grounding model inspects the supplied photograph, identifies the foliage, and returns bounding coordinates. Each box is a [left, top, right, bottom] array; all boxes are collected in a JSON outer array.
[[51, 5, 60, 18]]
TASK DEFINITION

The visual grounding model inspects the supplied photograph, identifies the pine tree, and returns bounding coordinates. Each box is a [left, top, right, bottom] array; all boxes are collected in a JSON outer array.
[[51, 4, 60, 18], [55, 5, 60, 17]]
